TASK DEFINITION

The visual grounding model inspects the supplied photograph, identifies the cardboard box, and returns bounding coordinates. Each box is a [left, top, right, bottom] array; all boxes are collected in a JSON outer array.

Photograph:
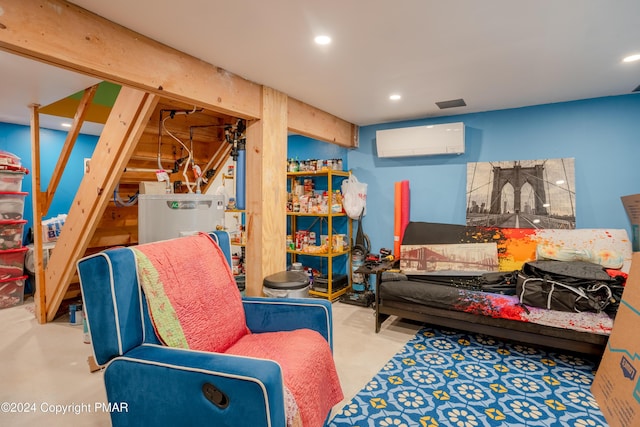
[[592, 251, 640, 426], [621, 194, 640, 251]]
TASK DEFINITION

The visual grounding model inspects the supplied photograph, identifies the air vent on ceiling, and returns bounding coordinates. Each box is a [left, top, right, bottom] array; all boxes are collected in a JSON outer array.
[[436, 98, 467, 109]]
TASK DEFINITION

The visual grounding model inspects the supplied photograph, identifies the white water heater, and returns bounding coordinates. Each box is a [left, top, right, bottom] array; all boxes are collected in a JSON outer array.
[[138, 194, 225, 244]]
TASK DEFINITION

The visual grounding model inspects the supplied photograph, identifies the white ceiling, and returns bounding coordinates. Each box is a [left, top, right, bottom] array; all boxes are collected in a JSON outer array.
[[0, 50, 102, 134], [2, 0, 640, 135]]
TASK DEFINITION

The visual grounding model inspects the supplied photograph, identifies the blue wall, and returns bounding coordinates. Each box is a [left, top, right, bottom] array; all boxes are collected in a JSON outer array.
[[349, 94, 640, 253], [287, 134, 349, 169], [4, 94, 639, 253], [0, 122, 98, 243]]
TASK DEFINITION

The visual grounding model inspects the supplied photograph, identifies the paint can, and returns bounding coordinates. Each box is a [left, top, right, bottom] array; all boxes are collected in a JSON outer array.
[[69, 303, 83, 325]]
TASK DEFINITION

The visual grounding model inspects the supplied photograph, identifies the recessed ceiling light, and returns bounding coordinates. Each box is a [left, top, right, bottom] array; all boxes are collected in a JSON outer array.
[[623, 54, 640, 63], [314, 35, 331, 45], [389, 94, 401, 101], [61, 123, 72, 128]]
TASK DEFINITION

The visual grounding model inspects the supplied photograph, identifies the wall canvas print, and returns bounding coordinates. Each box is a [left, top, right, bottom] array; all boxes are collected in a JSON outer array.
[[400, 242, 498, 273], [466, 158, 576, 229]]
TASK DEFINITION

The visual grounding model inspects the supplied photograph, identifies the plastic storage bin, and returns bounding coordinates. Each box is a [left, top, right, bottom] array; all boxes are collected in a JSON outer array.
[[0, 275, 27, 309], [263, 271, 310, 298], [0, 246, 28, 278], [0, 150, 21, 169], [0, 220, 27, 250], [0, 171, 25, 192], [0, 192, 27, 220]]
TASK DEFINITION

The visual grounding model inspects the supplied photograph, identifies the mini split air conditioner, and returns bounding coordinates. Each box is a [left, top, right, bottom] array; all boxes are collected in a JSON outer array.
[[375, 122, 465, 158]]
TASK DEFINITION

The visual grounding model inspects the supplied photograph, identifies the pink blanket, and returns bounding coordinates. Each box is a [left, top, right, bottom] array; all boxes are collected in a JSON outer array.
[[133, 233, 249, 353], [133, 233, 343, 426], [226, 329, 344, 427]]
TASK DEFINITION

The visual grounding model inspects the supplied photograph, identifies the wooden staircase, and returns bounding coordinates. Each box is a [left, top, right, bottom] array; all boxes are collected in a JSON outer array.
[[32, 87, 236, 322]]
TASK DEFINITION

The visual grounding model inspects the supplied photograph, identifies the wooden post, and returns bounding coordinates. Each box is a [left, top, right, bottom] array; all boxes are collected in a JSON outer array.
[[29, 104, 47, 323], [244, 87, 288, 295]]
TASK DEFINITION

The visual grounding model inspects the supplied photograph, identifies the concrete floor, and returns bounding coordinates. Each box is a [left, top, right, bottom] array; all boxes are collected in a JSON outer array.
[[0, 297, 421, 426]]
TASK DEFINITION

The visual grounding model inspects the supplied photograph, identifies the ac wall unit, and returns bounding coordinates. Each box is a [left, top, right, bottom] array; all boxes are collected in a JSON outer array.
[[375, 122, 465, 158]]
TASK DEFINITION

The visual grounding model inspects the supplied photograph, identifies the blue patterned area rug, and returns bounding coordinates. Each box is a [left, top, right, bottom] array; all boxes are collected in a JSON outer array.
[[329, 327, 607, 427]]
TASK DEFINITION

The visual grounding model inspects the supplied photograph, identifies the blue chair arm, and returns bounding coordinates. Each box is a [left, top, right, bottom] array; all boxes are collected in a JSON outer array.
[[242, 297, 334, 349], [103, 344, 287, 427]]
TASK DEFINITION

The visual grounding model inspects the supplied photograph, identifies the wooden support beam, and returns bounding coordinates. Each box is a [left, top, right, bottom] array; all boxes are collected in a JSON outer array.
[[44, 87, 159, 321], [287, 97, 359, 148], [244, 87, 288, 296], [29, 104, 47, 324], [0, 0, 260, 119], [43, 84, 98, 215], [0, 0, 358, 146]]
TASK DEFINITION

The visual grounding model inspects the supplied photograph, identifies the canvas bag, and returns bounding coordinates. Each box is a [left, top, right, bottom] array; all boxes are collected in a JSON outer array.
[[516, 260, 618, 313], [341, 174, 367, 219]]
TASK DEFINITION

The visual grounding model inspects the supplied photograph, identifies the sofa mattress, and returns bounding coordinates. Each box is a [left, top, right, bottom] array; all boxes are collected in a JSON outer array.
[[380, 280, 613, 336]]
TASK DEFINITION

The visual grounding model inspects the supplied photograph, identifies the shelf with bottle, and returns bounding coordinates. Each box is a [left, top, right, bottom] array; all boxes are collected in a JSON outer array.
[[286, 220, 349, 257], [286, 169, 350, 178], [286, 249, 350, 257], [223, 195, 247, 214], [286, 169, 352, 301], [222, 164, 245, 213], [287, 158, 345, 174], [225, 210, 246, 247], [289, 250, 351, 300], [286, 173, 347, 216], [287, 211, 346, 217]]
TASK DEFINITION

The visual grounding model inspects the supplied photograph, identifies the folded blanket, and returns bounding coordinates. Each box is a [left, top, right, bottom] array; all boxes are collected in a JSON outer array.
[[133, 233, 249, 352], [225, 329, 344, 427]]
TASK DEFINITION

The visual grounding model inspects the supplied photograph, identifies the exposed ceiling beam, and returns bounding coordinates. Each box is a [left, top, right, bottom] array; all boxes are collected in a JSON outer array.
[[0, 0, 357, 146]]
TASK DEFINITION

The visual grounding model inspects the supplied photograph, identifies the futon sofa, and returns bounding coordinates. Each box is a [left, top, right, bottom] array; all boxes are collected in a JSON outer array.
[[375, 222, 632, 356]]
